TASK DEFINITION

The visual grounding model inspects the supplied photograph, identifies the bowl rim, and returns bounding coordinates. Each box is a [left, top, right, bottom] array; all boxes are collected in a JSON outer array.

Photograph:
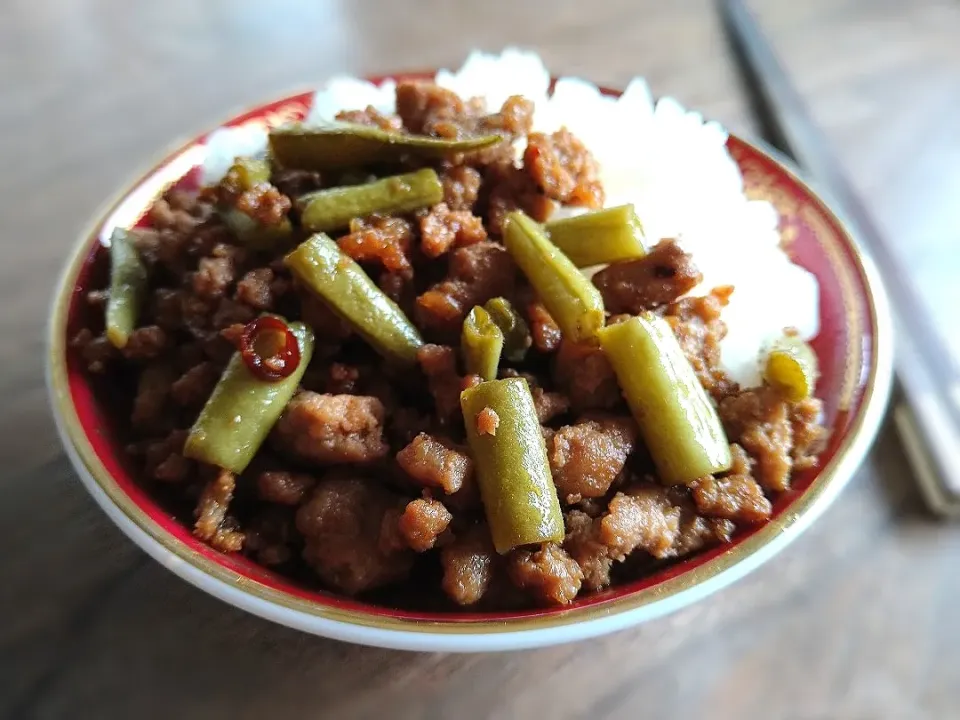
[[45, 88, 895, 652]]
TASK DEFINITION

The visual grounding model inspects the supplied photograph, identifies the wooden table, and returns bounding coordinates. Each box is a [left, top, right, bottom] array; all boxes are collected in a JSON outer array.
[[2, 1, 958, 717]]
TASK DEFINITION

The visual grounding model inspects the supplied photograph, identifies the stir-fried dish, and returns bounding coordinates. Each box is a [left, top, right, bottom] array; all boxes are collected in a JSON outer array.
[[71, 81, 828, 609]]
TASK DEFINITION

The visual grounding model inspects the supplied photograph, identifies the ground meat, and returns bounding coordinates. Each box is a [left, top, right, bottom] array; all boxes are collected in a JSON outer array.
[[271, 167, 323, 198], [257, 470, 317, 505], [322, 363, 361, 395], [272, 392, 388, 466], [235, 268, 274, 310], [549, 417, 637, 503], [523, 128, 604, 207], [485, 161, 555, 235], [531, 385, 570, 424], [244, 507, 296, 566], [526, 301, 562, 353], [143, 429, 194, 484], [170, 361, 219, 408], [441, 523, 496, 606], [672, 510, 736, 557], [664, 287, 735, 399], [507, 543, 583, 606], [396, 81, 470, 134], [233, 183, 291, 227], [416, 242, 516, 335], [441, 165, 482, 211], [193, 256, 235, 300], [475, 407, 499, 436], [299, 292, 352, 341], [194, 469, 244, 552], [120, 326, 168, 361], [720, 386, 800, 491], [398, 497, 453, 552], [211, 298, 255, 331], [396, 433, 473, 495], [691, 445, 772, 523], [791, 397, 829, 469], [296, 476, 413, 594], [600, 486, 681, 560], [335, 105, 403, 132], [131, 362, 176, 431], [416, 344, 464, 422], [592, 239, 702, 314], [563, 510, 612, 591], [553, 338, 623, 412], [70, 329, 118, 373], [337, 215, 414, 276], [418, 203, 487, 258], [149, 196, 202, 234]]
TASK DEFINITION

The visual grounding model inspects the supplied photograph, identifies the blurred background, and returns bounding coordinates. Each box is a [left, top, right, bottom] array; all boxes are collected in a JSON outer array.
[[1, 0, 958, 718]]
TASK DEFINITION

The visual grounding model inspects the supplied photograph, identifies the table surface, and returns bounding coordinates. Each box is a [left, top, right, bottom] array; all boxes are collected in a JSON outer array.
[[2, 1, 959, 718]]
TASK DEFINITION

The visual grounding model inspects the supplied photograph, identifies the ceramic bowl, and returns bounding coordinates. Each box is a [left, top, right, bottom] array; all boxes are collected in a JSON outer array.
[[47, 77, 894, 652]]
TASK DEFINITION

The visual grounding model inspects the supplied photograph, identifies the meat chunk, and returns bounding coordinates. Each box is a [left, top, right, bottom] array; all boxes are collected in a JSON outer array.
[[398, 497, 453, 552], [523, 128, 604, 207], [396, 81, 470, 134], [337, 215, 414, 276], [564, 510, 612, 591], [418, 203, 487, 258], [790, 397, 829, 470], [441, 524, 496, 606], [170, 361, 219, 408], [553, 338, 623, 412], [507, 543, 583, 606], [194, 469, 244, 552], [296, 476, 413, 594], [396, 433, 474, 495], [271, 167, 323, 197], [257, 470, 317, 505], [664, 287, 735, 399], [193, 255, 235, 300], [548, 417, 637, 503], [244, 507, 296, 566], [529, 385, 570, 424], [485, 161, 555, 235], [131, 362, 176, 431], [475, 407, 499, 436], [526, 301, 562, 353], [335, 105, 403, 131], [121, 326, 168, 361], [592, 239, 702, 314], [143, 429, 194, 484], [272, 392, 388, 466], [416, 242, 516, 334], [719, 386, 796, 492], [417, 344, 480, 423], [672, 510, 736, 557], [600, 486, 681, 560], [441, 165, 482, 211], [691, 445, 772, 523], [235, 268, 274, 310]]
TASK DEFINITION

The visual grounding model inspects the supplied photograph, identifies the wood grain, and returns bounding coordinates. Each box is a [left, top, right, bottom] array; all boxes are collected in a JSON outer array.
[[1, 0, 958, 718]]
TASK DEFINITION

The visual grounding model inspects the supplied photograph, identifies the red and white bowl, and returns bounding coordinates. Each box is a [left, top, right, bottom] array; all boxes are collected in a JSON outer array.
[[46, 78, 894, 652]]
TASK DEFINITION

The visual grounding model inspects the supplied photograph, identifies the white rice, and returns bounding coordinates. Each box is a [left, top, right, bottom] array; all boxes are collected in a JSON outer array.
[[201, 49, 819, 389]]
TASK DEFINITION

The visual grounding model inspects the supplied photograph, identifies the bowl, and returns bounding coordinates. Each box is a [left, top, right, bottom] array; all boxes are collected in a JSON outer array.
[[46, 76, 894, 652]]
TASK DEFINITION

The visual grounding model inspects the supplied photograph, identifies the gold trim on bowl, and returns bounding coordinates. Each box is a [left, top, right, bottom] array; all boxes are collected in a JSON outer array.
[[47, 119, 892, 636]]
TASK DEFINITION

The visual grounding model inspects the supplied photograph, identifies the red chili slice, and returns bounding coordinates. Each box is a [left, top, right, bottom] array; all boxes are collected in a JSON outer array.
[[238, 316, 301, 381]]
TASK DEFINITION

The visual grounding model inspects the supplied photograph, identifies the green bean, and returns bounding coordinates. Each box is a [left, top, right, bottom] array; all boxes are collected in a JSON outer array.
[[597, 313, 732, 485], [483, 297, 531, 362], [183, 320, 314, 473], [297, 168, 444, 233], [502, 211, 606, 342], [217, 157, 292, 250], [269, 123, 503, 172], [462, 307, 504, 381], [460, 377, 564, 554], [544, 204, 647, 267], [105, 228, 147, 349], [764, 334, 819, 402], [284, 233, 424, 363]]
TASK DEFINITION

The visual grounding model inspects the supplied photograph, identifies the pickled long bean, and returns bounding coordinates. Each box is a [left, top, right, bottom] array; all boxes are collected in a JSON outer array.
[[462, 307, 504, 381], [483, 297, 531, 362], [545, 205, 646, 267], [105, 228, 147, 349], [764, 334, 819, 401]]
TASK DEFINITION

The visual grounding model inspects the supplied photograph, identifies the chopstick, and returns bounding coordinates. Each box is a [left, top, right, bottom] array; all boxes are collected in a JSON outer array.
[[719, 0, 960, 515]]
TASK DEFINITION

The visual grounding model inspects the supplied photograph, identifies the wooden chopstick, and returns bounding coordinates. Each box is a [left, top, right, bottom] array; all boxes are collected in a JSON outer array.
[[719, 0, 960, 515]]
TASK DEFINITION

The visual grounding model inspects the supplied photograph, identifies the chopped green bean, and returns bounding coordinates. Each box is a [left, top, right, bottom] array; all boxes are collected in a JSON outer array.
[[502, 211, 606, 342], [183, 319, 314, 473], [462, 307, 504, 381], [297, 168, 444, 233], [483, 297, 531, 362], [284, 233, 424, 363], [545, 204, 647, 267], [597, 313, 732, 485], [269, 123, 503, 172], [764, 334, 819, 401], [460, 377, 564, 554], [105, 228, 147, 349]]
